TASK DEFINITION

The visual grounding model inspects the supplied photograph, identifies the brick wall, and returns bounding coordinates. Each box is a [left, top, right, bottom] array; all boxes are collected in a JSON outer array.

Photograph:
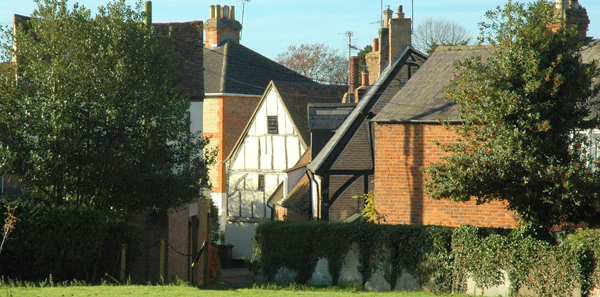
[[167, 206, 189, 281], [274, 204, 309, 221], [167, 200, 211, 284], [329, 175, 365, 222], [374, 123, 519, 228], [203, 95, 260, 193]]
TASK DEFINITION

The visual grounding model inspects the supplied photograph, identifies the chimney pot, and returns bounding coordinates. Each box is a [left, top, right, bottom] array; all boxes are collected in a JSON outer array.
[[383, 8, 393, 28], [373, 38, 379, 52], [229, 6, 235, 20], [222, 5, 229, 19], [215, 5, 222, 19], [361, 70, 369, 87], [209, 5, 215, 18]]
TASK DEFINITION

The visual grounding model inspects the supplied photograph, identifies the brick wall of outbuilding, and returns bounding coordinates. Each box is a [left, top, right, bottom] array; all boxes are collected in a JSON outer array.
[[373, 122, 519, 228], [167, 200, 211, 284]]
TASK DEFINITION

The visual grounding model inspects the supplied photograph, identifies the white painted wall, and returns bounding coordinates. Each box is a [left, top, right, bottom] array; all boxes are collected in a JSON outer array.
[[286, 167, 305, 195], [224, 222, 259, 260], [211, 192, 227, 233]]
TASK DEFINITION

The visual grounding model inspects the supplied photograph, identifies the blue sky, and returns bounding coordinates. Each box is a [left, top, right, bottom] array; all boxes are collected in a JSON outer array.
[[1, 0, 599, 60]]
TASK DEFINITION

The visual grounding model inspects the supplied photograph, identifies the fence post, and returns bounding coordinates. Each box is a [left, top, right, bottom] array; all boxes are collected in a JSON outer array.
[[203, 204, 210, 286], [159, 239, 165, 283], [120, 244, 127, 283]]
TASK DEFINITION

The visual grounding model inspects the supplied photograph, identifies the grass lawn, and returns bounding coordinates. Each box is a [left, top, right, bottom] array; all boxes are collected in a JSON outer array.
[[3, 284, 470, 297]]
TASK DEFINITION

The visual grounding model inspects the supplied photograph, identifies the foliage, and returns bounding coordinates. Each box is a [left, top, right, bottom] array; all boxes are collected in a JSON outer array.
[[255, 221, 454, 291], [451, 225, 584, 297], [352, 192, 385, 223], [276, 43, 348, 85], [413, 17, 471, 55], [424, 1, 600, 239], [357, 45, 372, 84], [210, 199, 220, 244], [0, 196, 126, 281], [0, 0, 216, 216], [0, 205, 18, 254]]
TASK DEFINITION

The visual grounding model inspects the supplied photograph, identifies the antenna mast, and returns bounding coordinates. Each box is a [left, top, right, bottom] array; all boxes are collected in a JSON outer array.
[[411, 0, 414, 34], [238, 0, 250, 40], [380, 0, 383, 27]]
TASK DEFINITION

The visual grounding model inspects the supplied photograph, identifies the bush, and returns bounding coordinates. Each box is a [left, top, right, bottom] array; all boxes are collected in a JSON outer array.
[[0, 196, 127, 281]]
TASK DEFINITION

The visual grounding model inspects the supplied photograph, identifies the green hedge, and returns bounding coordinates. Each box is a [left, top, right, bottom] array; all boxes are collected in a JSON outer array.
[[0, 197, 127, 281], [255, 221, 454, 290], [255, 221, 600, 296]]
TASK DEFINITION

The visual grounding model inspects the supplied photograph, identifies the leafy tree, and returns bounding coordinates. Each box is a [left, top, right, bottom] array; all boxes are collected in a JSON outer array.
[[413, 17, 471, 55], [276, 43, 348, 85], [0, 0, 216, 216], [358, 45, 372, 71], [424, 1, 600, 239], [358, 44, 372, 84]]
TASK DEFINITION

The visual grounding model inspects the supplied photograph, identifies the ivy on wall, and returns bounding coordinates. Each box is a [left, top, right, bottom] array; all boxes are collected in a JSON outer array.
[[255, 221, 600, 296]]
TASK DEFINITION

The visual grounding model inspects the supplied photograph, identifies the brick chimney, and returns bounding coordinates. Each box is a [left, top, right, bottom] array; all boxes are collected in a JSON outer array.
[[353, 69, 370, 103], [204, 4, 242, 48], [364, 5, 412, 85], [388, 5, 412, 61], [555, 0, 589, 40], [342, 56, 360, 103], [349, 56, 360, 93]]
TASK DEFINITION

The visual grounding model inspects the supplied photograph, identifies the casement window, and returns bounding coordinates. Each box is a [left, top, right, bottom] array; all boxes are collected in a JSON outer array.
[[267, 116, 278, 134], [258, 174, 265, 191]]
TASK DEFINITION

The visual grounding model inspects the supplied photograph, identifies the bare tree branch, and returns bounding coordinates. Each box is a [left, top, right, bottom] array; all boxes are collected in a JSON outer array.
[[414, 17, 472, 55], [276, 43, 348, 85]]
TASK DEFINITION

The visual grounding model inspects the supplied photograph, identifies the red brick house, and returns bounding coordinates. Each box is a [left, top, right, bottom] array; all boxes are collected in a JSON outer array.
[[371, 46, 520, 228], [370, 0, 597, 229]]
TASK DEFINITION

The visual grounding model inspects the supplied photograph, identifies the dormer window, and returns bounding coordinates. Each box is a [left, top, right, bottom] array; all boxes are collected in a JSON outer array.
[[267, 116, 278, 134]]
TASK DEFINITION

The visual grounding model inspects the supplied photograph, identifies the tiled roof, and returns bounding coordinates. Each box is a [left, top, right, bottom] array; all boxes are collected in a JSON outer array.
[[204, 40, 314, 95], [281, 174, 311, 212], [307, 46, 428, 175], [373, 46, 493, 123], [267, 173, 312, 212], [154, 21, 204, 100], [581, 39, 600, 119], [274, 82, 348, 146], [268, 182, 284, 205], [581, 39, 600, 64], [308, 103, 356, 131]]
